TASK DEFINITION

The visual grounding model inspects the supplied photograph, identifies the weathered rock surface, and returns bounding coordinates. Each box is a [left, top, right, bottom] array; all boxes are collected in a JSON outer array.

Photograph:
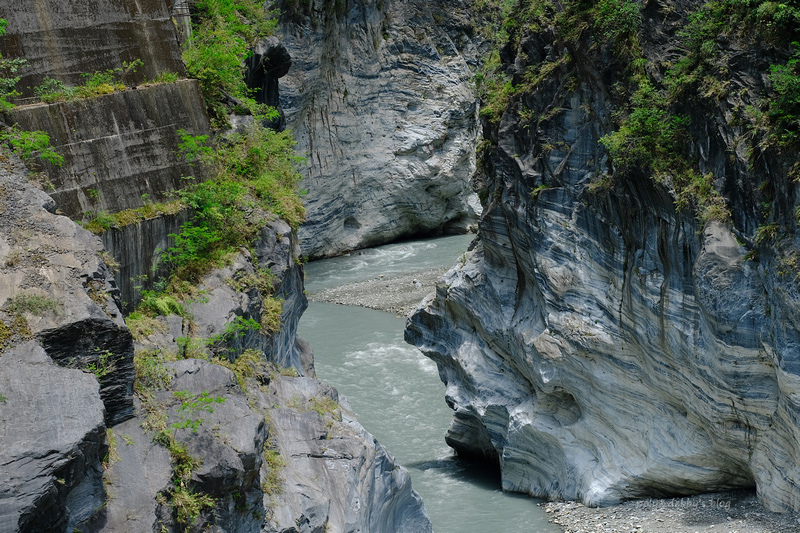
[[245, 36, 293, 131], [134, 218, 312, 376], [0, 341, 106, 533], [100, 209, 192, 311], [0, 164, 134, 425], [10, 80, 211, 218], [121, 216, 430, 531], [278, 0, 482, 258], [98, 405, 172, 532], [100, 359, 268, 533], [256, 374, 433, 533], [407, 5, 800, 515], [0, 0, 185, 95]]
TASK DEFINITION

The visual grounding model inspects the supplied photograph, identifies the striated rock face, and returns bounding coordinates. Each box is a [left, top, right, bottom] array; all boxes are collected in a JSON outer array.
[[0, 0, 185, 95], [407, 7, 800, 514], [0, 341, 106, 533], [123, 256, 431, 532], [100, 210, 192, 312], [0, 164, 134, 425], [260, 376, 432, 533], [277, 0, 482, 258], [9, 80, 211, 218]]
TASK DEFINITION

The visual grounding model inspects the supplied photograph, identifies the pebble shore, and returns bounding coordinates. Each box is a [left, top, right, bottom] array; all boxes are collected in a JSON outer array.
[[543, 490, 800, 533]]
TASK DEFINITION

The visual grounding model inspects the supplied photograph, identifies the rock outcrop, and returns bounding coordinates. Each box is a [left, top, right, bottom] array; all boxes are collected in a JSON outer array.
[[0, 160, 130, 530], [407, 0, 800, 515], [118, 253, 431, 532], [261, 376, 432, 533], [277, 0, 482, 258], [245, 36, 293, 131], [0, 0, 436, 530], [0, 163, 134, 425], [0, 341, 106, 533]]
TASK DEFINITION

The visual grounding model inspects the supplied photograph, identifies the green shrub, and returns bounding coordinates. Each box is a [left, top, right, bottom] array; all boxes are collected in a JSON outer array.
[[182, 0, 278, 124], [140, 291, 185, 317], [594, 0, 639, 41], [0, 126, 64, 167], [768, 43, 800, 147]]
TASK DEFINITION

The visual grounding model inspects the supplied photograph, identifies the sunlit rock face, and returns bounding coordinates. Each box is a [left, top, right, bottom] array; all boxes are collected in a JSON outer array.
[[278, 0, 482, 258], [407, 47, 800, 512]]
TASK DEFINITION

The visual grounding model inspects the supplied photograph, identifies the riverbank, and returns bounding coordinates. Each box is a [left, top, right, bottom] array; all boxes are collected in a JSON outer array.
[[543, 490, 800, 532]]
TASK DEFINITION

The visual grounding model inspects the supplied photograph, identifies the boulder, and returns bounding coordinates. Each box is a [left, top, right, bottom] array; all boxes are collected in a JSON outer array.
[[0, 341, 106, 532]]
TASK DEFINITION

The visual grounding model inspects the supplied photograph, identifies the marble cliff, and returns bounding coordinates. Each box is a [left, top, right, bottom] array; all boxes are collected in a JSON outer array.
[[408, 0, 800, 515], [277, 0, 482, 258]]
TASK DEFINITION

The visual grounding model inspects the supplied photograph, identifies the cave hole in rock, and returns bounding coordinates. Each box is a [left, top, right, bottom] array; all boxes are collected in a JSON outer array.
[[536, 388, 582, 426], [344, 216, 361, 231]]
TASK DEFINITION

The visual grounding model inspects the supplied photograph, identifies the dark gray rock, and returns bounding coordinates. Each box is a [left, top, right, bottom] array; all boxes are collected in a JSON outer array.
[[253, 219, 310, 373], [0, 166, 134, 425], [0, 0, 186, 96], [10, 80, 211, 218], [0, 341, 106, 533], [245, 36, 292, 131], [99, 408, 172, 532], [100, 209, 192, 312]]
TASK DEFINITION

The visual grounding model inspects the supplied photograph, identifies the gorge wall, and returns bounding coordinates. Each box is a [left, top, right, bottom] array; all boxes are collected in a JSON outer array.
[[277, 0, 482, 258], [407, 0, 800, 514], [0, 0, 434, 530]]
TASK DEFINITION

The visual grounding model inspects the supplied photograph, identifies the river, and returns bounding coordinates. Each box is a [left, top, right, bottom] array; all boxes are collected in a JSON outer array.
[[298, 235, 559, 533]]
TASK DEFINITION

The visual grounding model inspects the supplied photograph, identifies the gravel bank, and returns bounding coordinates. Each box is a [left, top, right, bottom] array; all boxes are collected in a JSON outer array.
[[543, 490, 800, 533], [307, 268, 448, 316]]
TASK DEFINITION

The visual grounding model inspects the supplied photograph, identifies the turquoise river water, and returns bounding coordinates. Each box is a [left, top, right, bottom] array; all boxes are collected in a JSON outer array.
[[298, 235, 560, 533]]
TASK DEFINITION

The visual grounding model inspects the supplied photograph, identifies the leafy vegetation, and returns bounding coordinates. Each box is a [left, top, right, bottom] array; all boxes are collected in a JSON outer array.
[[0, 19, 26, 110], [171, 390, 226, 433], [34, 60, 143, 102], [767, 43, 800, 147], [599, 79, 730, 221], [182, 0, 278, 125], [86, 349, 116, 379], [159, 125, 304, 289], [0, 126, 64, 168], [82, 200, 184, 234]]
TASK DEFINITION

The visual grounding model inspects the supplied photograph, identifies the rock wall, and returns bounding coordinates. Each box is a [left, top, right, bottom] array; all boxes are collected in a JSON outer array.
[[0, 0, 185, 95], [407, 0, 800, 514], [9, 80, 210, 218], [0, 163, 134, 426], [115, 228, 432, 532], [0, 161, 132, 531], [277, 0, 482, 258], [100, 209, 191, 311]]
